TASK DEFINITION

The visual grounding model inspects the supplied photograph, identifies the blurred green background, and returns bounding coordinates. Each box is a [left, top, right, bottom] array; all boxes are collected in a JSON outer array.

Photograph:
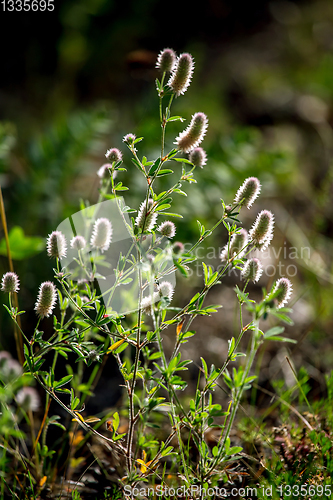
[[1, 0, 333, 384]]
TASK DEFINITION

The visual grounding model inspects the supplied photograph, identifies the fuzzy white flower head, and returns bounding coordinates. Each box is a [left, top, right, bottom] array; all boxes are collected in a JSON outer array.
[[105, 148, 122, 163], [156, 48, 177, 73], [269, 277, 293, 309], [16, 387, 40, 412], [189, 147, 207, 168], [90, 218, 112, 252], [35, 281, 57, 318], [135, 199, 158, 232], [234, 177, 261, 209], [157, 281, 174, 302], [241, 258, 263, 283], [167, 52, 194, 97], [220, 229, 248, 261], [1, 272, 20, 293], [174, 112, 208, 153], [0, 356, 22, 380], [157, 221, 176, 238], [70, 235, 86, 251], [249, 210, 274, 251], [47, 231, 67, 259]]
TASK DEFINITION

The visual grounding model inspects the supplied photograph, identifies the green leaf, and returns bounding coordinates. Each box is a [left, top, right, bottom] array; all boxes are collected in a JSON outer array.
[[264, 326, 285, 338], [54, 374, 73, 389], [114, 182, 129, 191], [148, 157, 161, 176], [227, 446, 243, 456], [155, 204, 171, 212], [173, 158, 193, 164], [166, 116, 185, 123], [112, 411, 119, 432], [0, 226, 44, 260], [201, 357, 208, 379], [266, 336, 297, 343], [156, 169, 174, 176], [160, 212, 183, 218], [173, 188, 187, 196], [133, 137, 144, 144]]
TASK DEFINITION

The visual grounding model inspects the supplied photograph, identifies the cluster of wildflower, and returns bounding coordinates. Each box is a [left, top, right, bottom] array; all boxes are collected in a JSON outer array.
[[156, 48, 208, 161], [47, 216, 113, 258], [218, 176, 292, 303]]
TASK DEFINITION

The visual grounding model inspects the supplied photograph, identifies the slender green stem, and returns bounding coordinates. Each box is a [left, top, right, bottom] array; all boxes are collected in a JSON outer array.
[[206, 316, 259, 477]]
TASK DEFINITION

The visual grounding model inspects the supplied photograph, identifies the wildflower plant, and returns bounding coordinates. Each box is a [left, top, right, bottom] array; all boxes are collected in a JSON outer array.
[[1, 48, 296, 497]]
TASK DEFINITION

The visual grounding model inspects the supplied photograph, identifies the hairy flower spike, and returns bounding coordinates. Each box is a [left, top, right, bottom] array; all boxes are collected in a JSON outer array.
[[35, 281, 57, 318], [167, 53, 194, 97], [47, 231, 67, 259], [234, 177, 261, 209], [249, 210, 274, 251], [1, 272, 20, 293], [220, 229, 248, 261], [156, 48, 176, 73], [105, 148, 122, 163], [70, 235, 86, 251], [157, 221, 176, 238], [90, 218, 112, 253], [269, 277, 292, 308], [135, 199, 157, 232], [189, 147, 207, 168], [241, 258, 263, 283], [175, 112, 208, 153]]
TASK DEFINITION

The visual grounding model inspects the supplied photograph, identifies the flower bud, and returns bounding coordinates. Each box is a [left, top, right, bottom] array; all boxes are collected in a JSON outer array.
[[269, 277, 292, 308], [189, 147, 207, 168], [70, 235, 86, 251], [35, 281, 57, 318], [175, 112, 208, 153], [220, 229, 248, 261], [249, 210, 274, 251], [87, 350, 100, 362], [47, 231, 67, 259], [157, 221, 176, 238], [90, 218, 112, 252], [1, 272, 20, 293], [172, 241, 184, 255], [135, 199, 157, 232], [105, 148, 122, 163], [241, 258, 263, 283], [156, 48, 177, 73], [123, 133, 136, 145], [167, 53, 194, 96], [234, 177, 261, 209]]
